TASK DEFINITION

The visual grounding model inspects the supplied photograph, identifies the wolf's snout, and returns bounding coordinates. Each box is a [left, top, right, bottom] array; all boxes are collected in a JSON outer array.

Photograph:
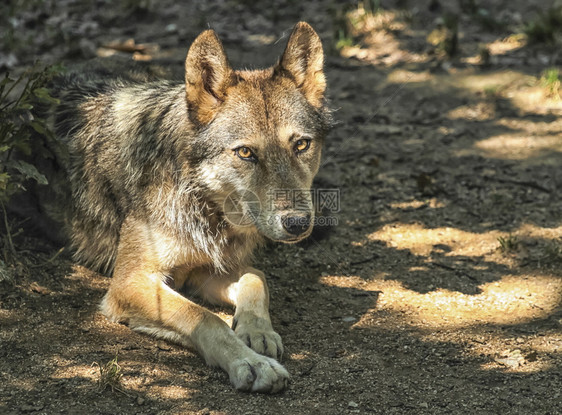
[[281, 213, 311, 236]]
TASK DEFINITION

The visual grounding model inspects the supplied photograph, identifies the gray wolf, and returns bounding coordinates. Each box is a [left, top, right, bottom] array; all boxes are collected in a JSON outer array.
[[49, 22, 331, 393]]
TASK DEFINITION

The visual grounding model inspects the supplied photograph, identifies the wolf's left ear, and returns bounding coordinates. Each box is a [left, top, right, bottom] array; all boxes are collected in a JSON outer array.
[[185, 30, 234, 125], [278, 22, 326, 107]]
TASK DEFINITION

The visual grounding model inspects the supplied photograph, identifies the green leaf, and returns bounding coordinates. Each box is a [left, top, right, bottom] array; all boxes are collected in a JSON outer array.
[[0, 172, 9, 190], [32, 87, 60, 104], [11, 160, 48, 185], [30, 120, 47, 135]]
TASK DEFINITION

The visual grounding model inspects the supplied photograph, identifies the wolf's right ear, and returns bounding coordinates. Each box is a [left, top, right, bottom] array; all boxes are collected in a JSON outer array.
[[185, 30, 233, 125]]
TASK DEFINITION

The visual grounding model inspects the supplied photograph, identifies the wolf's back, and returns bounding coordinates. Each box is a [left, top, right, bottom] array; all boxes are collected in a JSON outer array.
[[45, 62, 185, 274]]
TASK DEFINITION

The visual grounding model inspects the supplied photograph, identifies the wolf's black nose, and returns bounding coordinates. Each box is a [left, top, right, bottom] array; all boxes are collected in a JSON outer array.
[[281, 214, 311, 236]]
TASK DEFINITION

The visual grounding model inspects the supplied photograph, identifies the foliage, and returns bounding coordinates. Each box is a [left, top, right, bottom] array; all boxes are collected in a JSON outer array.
[[331, 3, 357, 52], [331, 1, 394, 52], [540, 67, 561, 100], [0, 64, 60, 205], [94, 354, 130, 395], [497, 234, 519, 253], [0, 63, 61, 264], [427, 14, 458, 57]]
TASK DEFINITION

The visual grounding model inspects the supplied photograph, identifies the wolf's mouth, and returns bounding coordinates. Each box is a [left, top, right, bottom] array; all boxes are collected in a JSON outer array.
[[268, 226, 313, 244]]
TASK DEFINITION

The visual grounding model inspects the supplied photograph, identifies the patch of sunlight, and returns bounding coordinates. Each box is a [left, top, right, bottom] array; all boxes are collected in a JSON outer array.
[[340, 9, 428, 65], [518, 223, 562, 239], [453, 113, 562, 161], [487, 35, 527, 56], [246, 34, 276, 45], [495, 117, 562, 133], [454, 70, 533, 93], [509, 86, 562, 112], [324, 222, 562, 329], [289, 352, 313, 360], [149, 385, 192, 400], [50, 363, 98, 380], [447, 101, 496, 121], [481, 359, 553, 374], [367, 223, 500, 257], [450, 70, 562, 112], [462, 35, 526, 65], [348, 8, 406, 32], [320, 274, 561, 329], [409, 266, 430, 272], [387, 69, 432, 84], [389, 199, 445, 210], [320, 275, 366, 289], [531, 342, 562, 354], [463, 133, 562, 161]]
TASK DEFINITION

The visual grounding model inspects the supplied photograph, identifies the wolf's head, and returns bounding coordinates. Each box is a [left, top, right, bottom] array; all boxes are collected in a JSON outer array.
[[185, 22, 331, 243]]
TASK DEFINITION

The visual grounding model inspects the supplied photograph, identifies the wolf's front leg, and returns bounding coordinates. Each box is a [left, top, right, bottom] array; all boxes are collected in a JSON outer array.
[[229, 268, 284, 360], [196, 267, 284, 360], [100, 221, 288, 393]]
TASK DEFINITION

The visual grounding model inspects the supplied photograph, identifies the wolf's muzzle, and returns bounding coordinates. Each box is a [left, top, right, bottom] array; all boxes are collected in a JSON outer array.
[[281, 213, 311, 236]]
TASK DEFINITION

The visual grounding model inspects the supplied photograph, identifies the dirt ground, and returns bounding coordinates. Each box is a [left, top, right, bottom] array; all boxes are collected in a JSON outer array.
[[1, 1, 561, 414]]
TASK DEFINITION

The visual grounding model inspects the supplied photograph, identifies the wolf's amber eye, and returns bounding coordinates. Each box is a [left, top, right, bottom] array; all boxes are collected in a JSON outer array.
[[235, 146, 256, 161], [294, 138, 311, 154]]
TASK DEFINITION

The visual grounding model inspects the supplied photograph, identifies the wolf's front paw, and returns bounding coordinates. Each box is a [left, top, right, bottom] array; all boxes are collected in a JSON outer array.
[[233, 315, 284, 360], [228, 352, 289, 393]]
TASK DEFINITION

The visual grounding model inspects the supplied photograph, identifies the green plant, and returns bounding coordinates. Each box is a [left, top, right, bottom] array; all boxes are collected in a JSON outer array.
[[94, 354, 129, 395], [497, 234, 519, 253], [483, 84, 503, 98], [331, 4, 356, 52], [0, 64, 60, 262], [0, 66, 60, 202], [335, 29, 355, 50], [427, 13, 458, 57], [540, 67, 561, 100]]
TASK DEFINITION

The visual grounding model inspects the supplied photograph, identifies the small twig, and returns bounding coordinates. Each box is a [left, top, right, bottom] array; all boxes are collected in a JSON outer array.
[[0, 201, 16, 261], [29, 247, 65, 269]]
